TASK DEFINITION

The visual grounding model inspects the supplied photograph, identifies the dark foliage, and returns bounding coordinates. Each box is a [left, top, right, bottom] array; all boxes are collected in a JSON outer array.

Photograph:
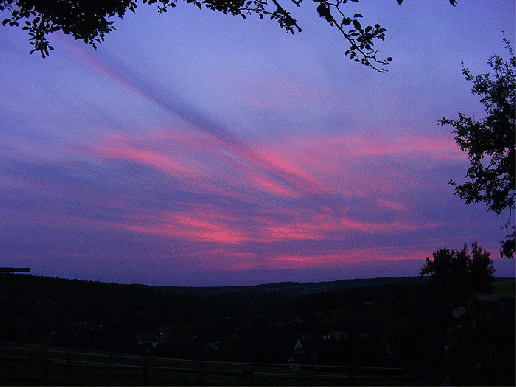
[[419, 243, 495, 303], [444, 292, 515, 385], [440, 39, 515, 257], [1, 0, 455, 70]]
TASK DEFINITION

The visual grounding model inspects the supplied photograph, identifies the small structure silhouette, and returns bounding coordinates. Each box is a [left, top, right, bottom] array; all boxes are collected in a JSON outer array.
[[0, 267, 30, 273]]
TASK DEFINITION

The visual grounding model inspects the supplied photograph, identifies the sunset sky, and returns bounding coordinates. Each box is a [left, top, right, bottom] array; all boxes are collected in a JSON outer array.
[[1, 0, 514, 286]]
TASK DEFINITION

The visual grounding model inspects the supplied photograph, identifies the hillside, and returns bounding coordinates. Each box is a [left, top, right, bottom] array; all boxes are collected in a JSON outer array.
[[160, 276, 425, 296]]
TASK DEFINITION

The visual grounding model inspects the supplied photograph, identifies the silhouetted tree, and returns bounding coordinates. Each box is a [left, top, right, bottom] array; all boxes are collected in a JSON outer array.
[[1, 0, 456, 70], [440, 39, 515, 257], [420, 243, 495, 300], [469, 243, 497, 292]]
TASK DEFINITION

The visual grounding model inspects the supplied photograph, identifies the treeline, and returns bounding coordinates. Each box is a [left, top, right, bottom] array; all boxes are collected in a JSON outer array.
[[0, 274, 513, 383]]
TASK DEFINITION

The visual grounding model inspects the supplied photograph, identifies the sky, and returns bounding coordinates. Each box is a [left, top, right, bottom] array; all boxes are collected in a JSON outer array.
[[0, 0, 514, 286]]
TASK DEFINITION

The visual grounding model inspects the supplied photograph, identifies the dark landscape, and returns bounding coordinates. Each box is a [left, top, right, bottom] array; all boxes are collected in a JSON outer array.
[[0, 273, 513, 385]]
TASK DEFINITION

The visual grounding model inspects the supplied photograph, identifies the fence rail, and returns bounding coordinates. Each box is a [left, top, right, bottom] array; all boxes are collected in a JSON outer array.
[[0, 344, 444, 385]]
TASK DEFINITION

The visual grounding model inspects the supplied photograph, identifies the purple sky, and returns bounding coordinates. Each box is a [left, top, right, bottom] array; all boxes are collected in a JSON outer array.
[[0, 1, 514, 286]]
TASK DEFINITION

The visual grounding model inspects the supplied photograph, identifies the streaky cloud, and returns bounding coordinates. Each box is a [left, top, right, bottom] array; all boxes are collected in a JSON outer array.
[[65, 42, 326, 199]]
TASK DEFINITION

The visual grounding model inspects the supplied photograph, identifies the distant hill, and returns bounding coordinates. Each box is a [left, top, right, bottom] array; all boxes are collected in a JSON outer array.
[[3, 273, 513, 296], [159, 276, 427, 296]]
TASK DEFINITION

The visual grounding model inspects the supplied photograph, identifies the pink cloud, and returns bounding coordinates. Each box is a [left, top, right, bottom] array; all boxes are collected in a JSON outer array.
[[265, 245, 431, 270], [227, 144, 325, 196], [309, 132, 465, 160], [254, 131, 466, 199], [74, 128, 446, 245], [245, 171, 299, 197], [266, 224, 324, 241], [258, 148, 322, 189], [56, 36, 148, 100], [93, 142, 196, 178], [113, 210, 249, 245], [260, 213, 436, 243], [25, 124, 460, 255], [377, 199, 409, 212], [85, 128, 329, 200]]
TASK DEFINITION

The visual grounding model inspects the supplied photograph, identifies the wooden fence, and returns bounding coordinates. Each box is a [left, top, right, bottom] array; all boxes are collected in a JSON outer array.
[[0, 345, 444, 385]]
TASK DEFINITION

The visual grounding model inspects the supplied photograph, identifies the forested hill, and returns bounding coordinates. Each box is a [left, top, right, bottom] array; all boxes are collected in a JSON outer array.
[[0, 274, 427, 323], [159, 276, 425, 295]]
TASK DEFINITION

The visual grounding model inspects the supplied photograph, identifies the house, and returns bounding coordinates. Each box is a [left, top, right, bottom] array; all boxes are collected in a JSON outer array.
[[204, 341, 220, 352], [323, 330, 348, 342]]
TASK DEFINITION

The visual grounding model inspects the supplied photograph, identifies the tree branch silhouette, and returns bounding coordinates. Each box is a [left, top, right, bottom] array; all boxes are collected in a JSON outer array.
[[1, 0, 456, 71], [440, 38, 515, 257]]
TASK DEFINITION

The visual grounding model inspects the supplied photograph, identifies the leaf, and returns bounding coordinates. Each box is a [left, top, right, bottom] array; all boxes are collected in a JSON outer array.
[[316, 4, 328, 18], [352, 19, 361, 30]]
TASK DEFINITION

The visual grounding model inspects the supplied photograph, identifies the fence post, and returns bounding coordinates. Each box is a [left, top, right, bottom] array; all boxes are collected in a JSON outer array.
[[198, 361, 204, 384], [141, 364, 148, 385], [152, 356, 156, 384], [43, 357, 51, 385], [25, 347, 30, 370], [347, 366, 355, 386], [0, 351, 3, 385], [109, 354, 113, 380], [66, 350, 71, 374], [241, 367, 252, 384]]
